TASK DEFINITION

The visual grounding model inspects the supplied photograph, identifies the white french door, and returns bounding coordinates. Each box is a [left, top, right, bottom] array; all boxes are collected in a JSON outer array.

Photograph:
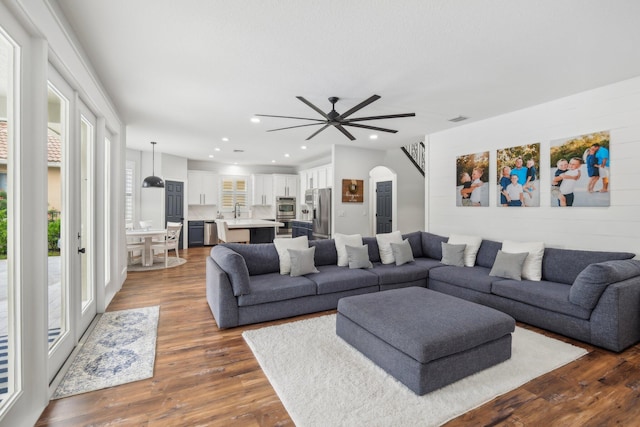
[[47, 67, 97, 382]]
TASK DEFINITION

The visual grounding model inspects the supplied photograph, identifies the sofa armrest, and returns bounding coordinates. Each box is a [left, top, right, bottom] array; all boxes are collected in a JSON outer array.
[[206, 256, 240, 328], [589, 276, 640, 352]]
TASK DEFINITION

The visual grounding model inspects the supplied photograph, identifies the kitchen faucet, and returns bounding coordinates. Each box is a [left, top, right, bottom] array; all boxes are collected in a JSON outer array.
[[234, 202, 241, 219]]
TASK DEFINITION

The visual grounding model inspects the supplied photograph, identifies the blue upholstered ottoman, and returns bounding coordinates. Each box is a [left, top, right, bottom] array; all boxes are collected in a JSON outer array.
[[336, 287, 515, 395]]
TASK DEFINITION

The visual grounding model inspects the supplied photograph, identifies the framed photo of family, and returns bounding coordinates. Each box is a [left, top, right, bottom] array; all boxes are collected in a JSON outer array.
[[550, 131, 610, 207], [456, 151, 489, 207], [496, 143, 540, 207]]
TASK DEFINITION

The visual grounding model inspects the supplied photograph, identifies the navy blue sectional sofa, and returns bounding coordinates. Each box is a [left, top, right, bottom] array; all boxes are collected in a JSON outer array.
[[205, 231, 640, 352]]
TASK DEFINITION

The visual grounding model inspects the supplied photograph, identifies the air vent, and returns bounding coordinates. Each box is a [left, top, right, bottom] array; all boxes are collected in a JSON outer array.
[[448, 115, 468, 123], [233, 149, 244, 153]]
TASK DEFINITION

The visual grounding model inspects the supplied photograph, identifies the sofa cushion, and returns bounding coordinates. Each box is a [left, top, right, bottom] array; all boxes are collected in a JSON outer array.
[[274, 236, 309, 275], [441, 242, 466, 267], [448, 234, 482, 267], [237, 273, 316, 306], [569, 260, 640, 310], [402, 231, 424, 258], [288, 247, 319, 277], [422, 232, 447, 260], [475, 239, 502, 269], [502, 240, 545, 281], [376, 231, 403, 264], [308, 265, 378, 295], [309, 239, 338, 266], [369, 262, 429, 286], [491, 279, 592, 320], [222, 243, 279, 276], [363, 237, 381, 263], [489, 250, 529, 281], [413, 257, 447, 271], [542, 247, 635, 284], [334, 233, 363, 267], [391, 239, 415, 266], [346, 244, 373, 269], [428, 265, 495, 294], [210, 245, 251, 296]]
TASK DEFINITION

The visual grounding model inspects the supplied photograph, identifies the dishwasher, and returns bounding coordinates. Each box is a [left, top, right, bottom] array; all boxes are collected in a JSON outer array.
[[204, 221, 218, 245]]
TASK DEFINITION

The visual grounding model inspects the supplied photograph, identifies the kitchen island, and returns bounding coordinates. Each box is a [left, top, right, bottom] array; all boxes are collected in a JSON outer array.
[[214, 219, 284, 243]]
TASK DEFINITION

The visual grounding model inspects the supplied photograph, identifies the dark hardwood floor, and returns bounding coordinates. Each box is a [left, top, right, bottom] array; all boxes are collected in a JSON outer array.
[[36, 247, 640, 426]]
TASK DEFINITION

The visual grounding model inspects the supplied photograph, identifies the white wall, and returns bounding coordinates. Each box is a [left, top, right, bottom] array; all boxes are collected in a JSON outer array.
[[382, 148, 425, 232], [332, 145, 384, 236], [427, 76, 640, 255]]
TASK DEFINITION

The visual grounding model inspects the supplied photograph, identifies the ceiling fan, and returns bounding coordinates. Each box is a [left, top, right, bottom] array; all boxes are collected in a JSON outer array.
[[256, 95, 415, 141]]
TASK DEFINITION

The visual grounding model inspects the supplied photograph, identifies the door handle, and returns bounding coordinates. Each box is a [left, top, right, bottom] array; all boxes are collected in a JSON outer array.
[[78, 247, 86, 254]]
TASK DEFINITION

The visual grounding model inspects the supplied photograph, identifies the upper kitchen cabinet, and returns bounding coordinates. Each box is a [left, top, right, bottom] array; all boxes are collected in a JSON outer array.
[[188, 170, 218, 205], [274, 174, 298, 198], [251, 174, 274, 205]]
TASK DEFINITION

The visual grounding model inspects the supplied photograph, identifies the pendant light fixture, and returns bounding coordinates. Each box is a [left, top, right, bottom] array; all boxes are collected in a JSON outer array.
[[142, 141, 165, 188]]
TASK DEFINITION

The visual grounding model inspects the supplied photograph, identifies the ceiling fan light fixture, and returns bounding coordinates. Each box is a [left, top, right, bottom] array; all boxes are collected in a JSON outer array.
[[142, 141, 164, 188]]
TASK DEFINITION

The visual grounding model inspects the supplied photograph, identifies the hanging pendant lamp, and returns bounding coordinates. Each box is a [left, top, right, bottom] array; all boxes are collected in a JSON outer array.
[[142, 141, 165, 188]]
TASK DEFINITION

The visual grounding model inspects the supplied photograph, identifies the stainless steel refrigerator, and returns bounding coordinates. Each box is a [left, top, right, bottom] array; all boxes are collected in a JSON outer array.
[[310, 188, 331, 239]]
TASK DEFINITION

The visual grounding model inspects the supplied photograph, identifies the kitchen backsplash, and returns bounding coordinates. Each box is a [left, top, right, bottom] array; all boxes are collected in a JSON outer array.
[[188, 204, 276, 220], [188, 205, 217, 220]]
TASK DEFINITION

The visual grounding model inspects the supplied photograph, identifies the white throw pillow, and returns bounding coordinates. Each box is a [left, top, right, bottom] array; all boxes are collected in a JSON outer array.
[[447, 234, 482, 267], [501, 240, 545, 281], [273, 236, 309, 275], [334, 233, 363, 267], [376, 230, 403, 264]]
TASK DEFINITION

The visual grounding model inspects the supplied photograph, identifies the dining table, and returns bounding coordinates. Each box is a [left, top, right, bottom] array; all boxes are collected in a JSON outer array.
[[126, 228, 167, 267]]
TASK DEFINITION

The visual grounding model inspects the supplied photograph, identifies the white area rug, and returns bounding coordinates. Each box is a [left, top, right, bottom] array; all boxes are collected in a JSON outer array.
[[127, 257, 186, 272], [243, 314, 587, 427], [53, 306, 159, 399]]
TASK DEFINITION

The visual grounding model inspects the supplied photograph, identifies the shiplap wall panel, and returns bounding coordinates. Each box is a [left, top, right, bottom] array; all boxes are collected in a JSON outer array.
[[426, 76, 640, 256]]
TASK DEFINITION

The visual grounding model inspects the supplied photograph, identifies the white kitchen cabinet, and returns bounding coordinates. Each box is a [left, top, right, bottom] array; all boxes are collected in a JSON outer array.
[[300, 164, 332, 190], [188, 170, 217, 205], [251, 174, 274, 205], [274, 174, 298, 197]]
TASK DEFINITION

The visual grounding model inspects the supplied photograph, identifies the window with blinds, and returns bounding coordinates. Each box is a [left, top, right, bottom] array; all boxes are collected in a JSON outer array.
[[220, 176, 248, 211], [124, 162, 134, 222]]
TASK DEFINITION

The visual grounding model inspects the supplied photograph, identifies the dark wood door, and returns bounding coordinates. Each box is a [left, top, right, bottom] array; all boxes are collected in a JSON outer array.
[[165, 180, 184, 249], [376, 180, 393, 233]]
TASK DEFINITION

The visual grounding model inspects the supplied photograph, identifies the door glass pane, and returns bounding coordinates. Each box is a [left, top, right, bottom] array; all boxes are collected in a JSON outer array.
[[0, 27, 16, 405], [80, 116, 92, 308], [47, 84, 67, 349]]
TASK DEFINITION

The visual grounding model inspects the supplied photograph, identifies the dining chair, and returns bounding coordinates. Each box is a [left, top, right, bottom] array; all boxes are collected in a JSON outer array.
[[151, 222, 183, 267], [218, 221, 250, 244], [126, 236, 145, 265]]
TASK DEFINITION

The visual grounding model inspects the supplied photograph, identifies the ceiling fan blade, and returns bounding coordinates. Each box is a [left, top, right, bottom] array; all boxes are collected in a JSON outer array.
[[344, 113, 416, 122], [339, 95, 381, 119], [342, 123, 398, 133], [297, 96, 331, 120], [334, 124, 356, 141], [255, 114, 325, 122], [306, 124, 330, 140], [267, 123, 325, 132]]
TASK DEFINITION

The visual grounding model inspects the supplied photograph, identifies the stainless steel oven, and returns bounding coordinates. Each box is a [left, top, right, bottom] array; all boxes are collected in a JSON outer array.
[[276, 196, 296, 235]]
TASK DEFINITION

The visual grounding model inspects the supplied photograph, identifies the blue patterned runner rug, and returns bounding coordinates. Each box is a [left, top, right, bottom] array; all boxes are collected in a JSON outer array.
[[52, 306, 159, 399]]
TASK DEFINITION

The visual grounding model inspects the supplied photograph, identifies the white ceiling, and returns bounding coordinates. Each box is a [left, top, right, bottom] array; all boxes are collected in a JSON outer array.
[[55, 0, 640, 167]]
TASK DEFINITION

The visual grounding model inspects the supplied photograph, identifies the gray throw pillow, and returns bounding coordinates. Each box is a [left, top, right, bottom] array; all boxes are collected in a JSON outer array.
[[489, 250, 529, 281], [441, 242, 466, 267], [345, 244, 373, 269], [570, 259, 640, 309], [390, 239, 415, 266], [288, 246, 319, 277]]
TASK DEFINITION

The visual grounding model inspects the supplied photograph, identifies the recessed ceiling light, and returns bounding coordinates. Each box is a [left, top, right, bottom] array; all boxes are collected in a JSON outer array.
[[222, 137, 229, 142], [250, 117, 260, 123], [369, 134, 378, 140], [284, 153, 290, 158], [301, 145, 307, 150], [214, 147, 221, 151], [271, 160, 276, 163], [208, 154, 214, 158]]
